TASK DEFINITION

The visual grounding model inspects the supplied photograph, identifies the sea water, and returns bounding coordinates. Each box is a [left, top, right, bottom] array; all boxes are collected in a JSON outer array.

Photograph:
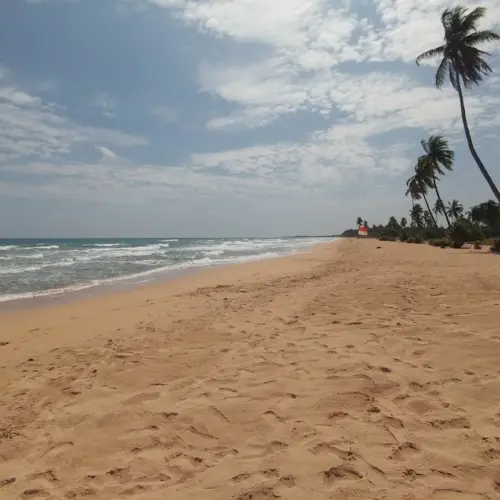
[[0, 237, 333, 303]]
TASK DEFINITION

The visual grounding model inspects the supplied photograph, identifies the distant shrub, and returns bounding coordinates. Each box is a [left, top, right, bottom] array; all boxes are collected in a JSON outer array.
[[423, 229, 445, 241], [491, 239, 500, 253], [407, 236, 423, 244], [449, 223, 469, 249], [453, 219, 485, 242], [474, 241, 482, 250], [379, 230, 398, 241], [430, 238, 450, 248], [400, 230, 408, 242]]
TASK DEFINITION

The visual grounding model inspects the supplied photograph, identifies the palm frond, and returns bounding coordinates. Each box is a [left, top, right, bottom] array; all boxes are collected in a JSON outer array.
[[460, 7, 487, 34], [446, 7, 468, 39], [435, 56, 449, 88], [463, 30, 500, 46], [419, 6, 498, 92], [441, 8, 457, 39], [448, 62, 458, 90], [416, 45, 445, 65]]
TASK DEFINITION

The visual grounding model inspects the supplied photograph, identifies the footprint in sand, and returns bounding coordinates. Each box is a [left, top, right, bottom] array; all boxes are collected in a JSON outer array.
[[21, 489, 49, 499], [430, 490, 485, 499], [120, 484, 151, 496], [26, 470, 58, 483], [235, 486, 278, 500], [322, 465, 362, 484], [231, 469, 280, 485], [389, 442, 420, 460], [429, 417, 470, 430], [311, 442, 357, 461], [263, 410, 286, 423], [278, 475, 296, 487], [123, 392, 160, 405], [64, 487, 97, 498]]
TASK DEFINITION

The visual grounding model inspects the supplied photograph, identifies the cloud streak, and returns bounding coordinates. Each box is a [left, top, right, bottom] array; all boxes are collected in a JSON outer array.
[[0, 74, 146, 163]]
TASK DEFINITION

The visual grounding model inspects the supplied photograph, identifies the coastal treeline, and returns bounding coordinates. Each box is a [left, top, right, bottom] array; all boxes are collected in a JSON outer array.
[[345, 6, 500, 252]]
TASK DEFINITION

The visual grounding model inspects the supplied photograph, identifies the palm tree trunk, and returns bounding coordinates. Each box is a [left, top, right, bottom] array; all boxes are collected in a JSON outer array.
[[433, 179, 451, 227], [456, 70, 500, 203], [420, 185, 438, 227]]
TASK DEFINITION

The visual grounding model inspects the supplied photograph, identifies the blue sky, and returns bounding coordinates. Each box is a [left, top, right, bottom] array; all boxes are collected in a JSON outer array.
[[0, 0, 499, 237]]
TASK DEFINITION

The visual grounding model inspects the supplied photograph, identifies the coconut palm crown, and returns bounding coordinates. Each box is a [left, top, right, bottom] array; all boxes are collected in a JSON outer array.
[[416, 6, 500, 202]]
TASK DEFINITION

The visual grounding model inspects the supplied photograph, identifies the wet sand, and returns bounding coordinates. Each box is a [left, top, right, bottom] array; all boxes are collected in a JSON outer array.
[[1, 239, 500, 499]]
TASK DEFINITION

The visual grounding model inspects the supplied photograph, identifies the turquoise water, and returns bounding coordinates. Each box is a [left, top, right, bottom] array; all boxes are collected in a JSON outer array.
[[0, 237, 333, 302]]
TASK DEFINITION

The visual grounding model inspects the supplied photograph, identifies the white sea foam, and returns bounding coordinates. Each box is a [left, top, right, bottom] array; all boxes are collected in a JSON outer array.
[[0, 265, 43, 275], [16, 253, 45, 260], [33, 245, 60, 250], [0, 237, 334, 303], [202, 249, 225, 257], [88, 243, 123, 248], [0, 280, 101, 302], [0, 245, 18, 251]]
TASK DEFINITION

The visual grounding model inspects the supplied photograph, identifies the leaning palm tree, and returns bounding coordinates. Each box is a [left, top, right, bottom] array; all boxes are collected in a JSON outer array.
[[424, 210, 435, 228], [416, 6, 500, 202], [434, 199, 446, 226], [406, 169, 438, 227], [356, 216, 363, 228], [417, 136, 454, 227], [447, 199, 464, 222], [410, 203, 424, 228]]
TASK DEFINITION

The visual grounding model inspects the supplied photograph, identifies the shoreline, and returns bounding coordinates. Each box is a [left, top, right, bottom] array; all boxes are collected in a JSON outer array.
[[0, 239, 335, 312], [1, 238, 500, 499], [0, 241, 339, 351]]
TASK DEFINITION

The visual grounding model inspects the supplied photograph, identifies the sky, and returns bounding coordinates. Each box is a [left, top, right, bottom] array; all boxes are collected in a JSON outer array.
[[0, 0, 499, 238]]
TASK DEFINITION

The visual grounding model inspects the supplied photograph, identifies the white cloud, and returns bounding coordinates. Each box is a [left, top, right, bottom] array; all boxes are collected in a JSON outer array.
[[0, 81, 146, 162], [97, 146, 118, 159], [9, 0, 500, 235], [91, 93, 118, 118], [146, 0, 500, 132], [0, 108, 415, 208]]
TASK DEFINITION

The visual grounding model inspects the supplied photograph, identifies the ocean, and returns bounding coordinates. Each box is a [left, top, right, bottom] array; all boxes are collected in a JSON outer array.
[[0, 237, 333, 303]]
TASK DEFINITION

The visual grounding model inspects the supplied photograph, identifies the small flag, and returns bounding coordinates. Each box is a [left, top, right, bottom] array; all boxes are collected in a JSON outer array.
[[358, 226, 368, 237]]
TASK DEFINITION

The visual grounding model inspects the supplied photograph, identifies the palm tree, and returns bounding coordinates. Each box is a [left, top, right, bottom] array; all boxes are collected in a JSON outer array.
[[470, 200, 500, 234], [356, 217, 363, 228], [416, 6, 500, 202], [388, 216, 399, 230], [433, 199, 446, 226], [447, 199, 464, 222], [418, 136, 454, 227], [406, 169, 438, 227], [424, 210, 435, 228], [410, 204, 424, 228], [363, 220, 368, 229], [400, 217, 408, 229]]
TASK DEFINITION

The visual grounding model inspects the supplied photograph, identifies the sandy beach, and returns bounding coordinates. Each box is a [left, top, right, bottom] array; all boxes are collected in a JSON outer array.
[[1, 238, 500, 500]]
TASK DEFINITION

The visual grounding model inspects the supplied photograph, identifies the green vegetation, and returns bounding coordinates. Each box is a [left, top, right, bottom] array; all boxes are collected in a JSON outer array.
[[429, 239, 451, 248], [341, 6, 500, 254], [416, 6, 500, 203], [342, 201, 499, 250]]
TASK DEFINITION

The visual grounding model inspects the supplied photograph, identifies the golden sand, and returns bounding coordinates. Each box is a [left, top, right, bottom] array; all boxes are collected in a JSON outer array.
[[1, 239, 500, 499]]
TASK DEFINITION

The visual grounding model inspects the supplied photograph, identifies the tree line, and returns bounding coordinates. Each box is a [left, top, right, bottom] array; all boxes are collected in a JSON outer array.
[[348, 6, 500, 250]]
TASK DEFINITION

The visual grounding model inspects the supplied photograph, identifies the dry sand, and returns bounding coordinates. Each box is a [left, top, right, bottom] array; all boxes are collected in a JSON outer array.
[[1, 238, 500, 500]]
